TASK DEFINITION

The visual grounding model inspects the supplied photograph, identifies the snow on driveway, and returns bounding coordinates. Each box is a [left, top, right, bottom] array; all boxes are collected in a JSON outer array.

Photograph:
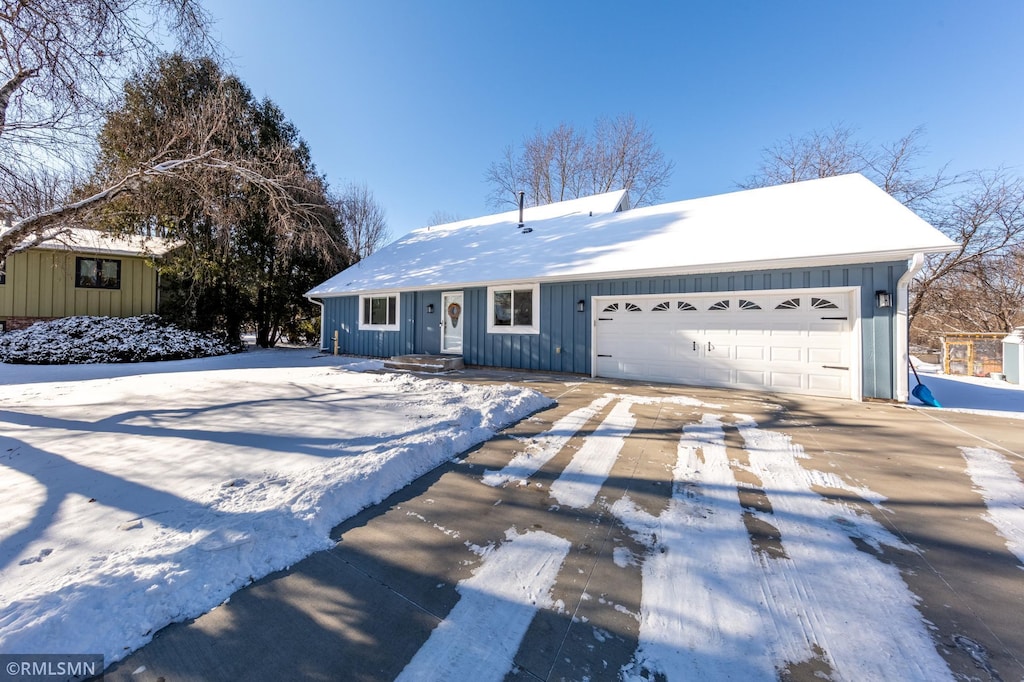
[[609, 410, 951, 680], [396, 529, 571, 682], [549, 399, 637, 509], [961, 446, 1024, 565], [0, 351, 552, 663], [732, 415, 951, 681], [481, 396, 613, 487], [482, 395, 958, 680]]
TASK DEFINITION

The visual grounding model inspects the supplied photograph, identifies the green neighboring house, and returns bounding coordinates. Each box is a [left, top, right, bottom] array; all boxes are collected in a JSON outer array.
[[0, 227, 175, 332]]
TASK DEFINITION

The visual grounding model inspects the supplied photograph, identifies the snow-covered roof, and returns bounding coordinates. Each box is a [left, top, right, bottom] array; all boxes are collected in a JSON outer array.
[[307, 175, 957, 297], [1, 226, 178, 257]]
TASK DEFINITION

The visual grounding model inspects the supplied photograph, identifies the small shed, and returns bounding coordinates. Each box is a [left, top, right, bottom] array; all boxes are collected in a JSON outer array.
[[1003, 328, 1024, 384], [941, 332, 1006, 377]]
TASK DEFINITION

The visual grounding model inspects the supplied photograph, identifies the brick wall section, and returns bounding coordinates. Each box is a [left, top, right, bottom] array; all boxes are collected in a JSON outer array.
[[1, 316, 57, 331]]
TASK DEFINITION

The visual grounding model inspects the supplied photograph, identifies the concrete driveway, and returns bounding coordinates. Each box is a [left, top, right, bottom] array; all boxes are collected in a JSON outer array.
[[106, 371, 1024, 681]]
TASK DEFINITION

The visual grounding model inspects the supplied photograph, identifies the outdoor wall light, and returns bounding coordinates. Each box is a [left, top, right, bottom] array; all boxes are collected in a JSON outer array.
[[427, 303, 434, 314], [875, 290, 892, 309], [577, 299, 586, 313]]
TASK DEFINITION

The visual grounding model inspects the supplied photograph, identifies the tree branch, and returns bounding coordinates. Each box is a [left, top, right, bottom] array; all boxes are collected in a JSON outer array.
[[0, 66, 40, 137]]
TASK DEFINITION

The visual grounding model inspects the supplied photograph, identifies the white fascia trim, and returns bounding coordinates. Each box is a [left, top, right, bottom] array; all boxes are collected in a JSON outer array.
[[895, 253, 926, 402], [308, 248, 957, 298], [542, 249, 954, 286], [590, 285, 859, 303]]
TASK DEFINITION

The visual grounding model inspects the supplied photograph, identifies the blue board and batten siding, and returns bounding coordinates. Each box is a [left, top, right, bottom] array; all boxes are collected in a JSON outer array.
[[319, 261, 906, 399], [325, 291, 442, 357]]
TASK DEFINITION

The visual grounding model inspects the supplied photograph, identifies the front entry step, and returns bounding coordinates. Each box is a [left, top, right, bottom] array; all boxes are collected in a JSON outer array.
[[383, 354, 465, 373]]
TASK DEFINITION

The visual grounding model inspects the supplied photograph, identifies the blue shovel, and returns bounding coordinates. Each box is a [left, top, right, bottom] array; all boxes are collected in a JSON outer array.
[[910, 362, 941, 407]]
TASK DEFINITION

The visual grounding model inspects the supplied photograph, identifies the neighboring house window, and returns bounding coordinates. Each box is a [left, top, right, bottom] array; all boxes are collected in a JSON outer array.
[[76, 257, 121, 289], [487, 283, 539, 334], [0, 259, 5, 285], [359, 294, 400, 331]]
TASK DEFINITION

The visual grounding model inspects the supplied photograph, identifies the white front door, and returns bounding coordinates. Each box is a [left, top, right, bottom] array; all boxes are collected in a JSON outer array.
[[441, 291, 464, 354]]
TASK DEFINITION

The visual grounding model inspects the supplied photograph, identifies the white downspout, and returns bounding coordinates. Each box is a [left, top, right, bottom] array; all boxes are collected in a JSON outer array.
[[895, 253, 926, 402], [307, 296, 326, 352]]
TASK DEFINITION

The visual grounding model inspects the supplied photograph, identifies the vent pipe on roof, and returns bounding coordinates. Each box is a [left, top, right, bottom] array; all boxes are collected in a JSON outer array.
[[517, 191, 525, 228]]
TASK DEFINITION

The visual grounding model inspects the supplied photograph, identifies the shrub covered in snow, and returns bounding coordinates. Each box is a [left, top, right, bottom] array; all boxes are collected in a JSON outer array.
[[0, 315, 237, 364]]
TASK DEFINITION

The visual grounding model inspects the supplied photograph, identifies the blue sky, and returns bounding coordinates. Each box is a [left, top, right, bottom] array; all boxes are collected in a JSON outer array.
[[201, 1, 1024, 235]]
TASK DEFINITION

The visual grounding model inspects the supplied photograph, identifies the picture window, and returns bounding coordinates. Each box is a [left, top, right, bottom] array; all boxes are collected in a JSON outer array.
[[76, 257, 121, 289], [487, 284, 539, 334], [359, 294, 400, 330]]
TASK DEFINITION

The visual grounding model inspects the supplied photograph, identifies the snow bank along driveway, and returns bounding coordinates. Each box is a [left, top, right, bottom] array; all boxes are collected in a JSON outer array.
[[0, 354, 551, 663]]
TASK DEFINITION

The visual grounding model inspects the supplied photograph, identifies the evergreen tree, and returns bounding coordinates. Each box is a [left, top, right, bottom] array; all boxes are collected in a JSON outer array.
[[88, 54, 351, 346]]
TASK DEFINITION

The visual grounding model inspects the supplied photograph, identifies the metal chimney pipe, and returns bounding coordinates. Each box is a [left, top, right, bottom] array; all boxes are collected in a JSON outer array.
[[518, 191, 525, 228]]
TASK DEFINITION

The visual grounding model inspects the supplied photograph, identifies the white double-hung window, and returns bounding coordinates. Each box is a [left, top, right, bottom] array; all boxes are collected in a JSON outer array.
[[359, 294, 400, 331], [487, 283, 539, 334]]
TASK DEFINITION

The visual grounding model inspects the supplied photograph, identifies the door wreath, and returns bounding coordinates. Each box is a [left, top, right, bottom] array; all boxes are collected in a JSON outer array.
[[447, 302, 461, 328]]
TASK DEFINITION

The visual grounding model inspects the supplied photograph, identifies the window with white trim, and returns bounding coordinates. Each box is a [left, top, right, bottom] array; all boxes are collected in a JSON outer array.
[[359, 294, 400, 331], [487, 283, 539, 334]]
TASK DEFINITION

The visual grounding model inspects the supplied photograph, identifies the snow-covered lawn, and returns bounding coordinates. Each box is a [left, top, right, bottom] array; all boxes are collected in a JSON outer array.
[[2, 343, 1022, 675], [0, 349, 551, 663], [908, 370, 1024, 419]]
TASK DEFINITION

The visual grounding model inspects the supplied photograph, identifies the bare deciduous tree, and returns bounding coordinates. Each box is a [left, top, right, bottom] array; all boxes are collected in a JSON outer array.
[[743, 125, 953, 214], [917, 251, 1024, 337], [425, 210, 464, 227], [485, 114, 674, 210], [0, 0, 212, 260], [741, 124, 868, 188], [910, 170, 1024, 340], [743, 124, 1024, 344], [334, 182, 390, 260]]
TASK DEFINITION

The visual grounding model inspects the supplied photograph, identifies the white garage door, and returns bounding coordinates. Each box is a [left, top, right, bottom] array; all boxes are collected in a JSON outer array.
[[593, 289, 857, 399]]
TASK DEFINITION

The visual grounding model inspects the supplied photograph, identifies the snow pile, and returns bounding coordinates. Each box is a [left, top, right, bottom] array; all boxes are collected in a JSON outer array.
[[0, 315, 234, 364], [0, 355, 552, 663]]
